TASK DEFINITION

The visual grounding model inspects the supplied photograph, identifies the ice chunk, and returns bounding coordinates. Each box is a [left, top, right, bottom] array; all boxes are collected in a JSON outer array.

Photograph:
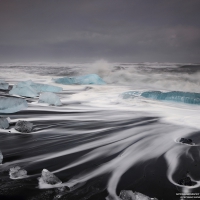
[[16, 80, 63, 93], [121, 90, 200, 105], [9, 80, 63, 98], [0, 97, 28, 113], [38, 169, 62, 187], [39, 92, 62, 106], [119, 190, 158, 200], [9, 85, 38, 98], [53, 74, 106, 85], [0, 150, 3, 164], [141, 91, 200, 105], [0, 80, 9, 90], [9, 166, 27, 179], [119, 190, 135, 200], [0, 117, 10, 129], [15, 120, 33, 133]]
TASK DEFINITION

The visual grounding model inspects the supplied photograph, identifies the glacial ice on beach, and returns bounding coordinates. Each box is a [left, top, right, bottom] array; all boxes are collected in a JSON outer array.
[[9, 80, 63, 97], [15, 120, 33, 133], [121, 90, 200, 105], [119, 190, 158, 200], [38, 169, 62, 187], [141, 91, 200, 104], [0, 80, 9, 90], [17, 80, 63, 93], [0, 97, 28, 113], [39, 92, 62, 106], [9, 166, 27, 179], [0, 117, 10, 129], [0, 150, 3, 164], [53, 74, 106, 85], [9, 85, 39, 98]]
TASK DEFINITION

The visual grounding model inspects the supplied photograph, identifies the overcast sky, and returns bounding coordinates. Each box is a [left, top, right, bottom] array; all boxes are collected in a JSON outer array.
[[0, 0, 200, 63]]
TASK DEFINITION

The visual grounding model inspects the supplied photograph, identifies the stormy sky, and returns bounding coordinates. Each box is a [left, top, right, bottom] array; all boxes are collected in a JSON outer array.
[[0, 0, 200, 63]]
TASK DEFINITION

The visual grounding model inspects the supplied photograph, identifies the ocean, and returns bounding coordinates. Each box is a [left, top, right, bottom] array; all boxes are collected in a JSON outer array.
[[0, 62, 200, 200]]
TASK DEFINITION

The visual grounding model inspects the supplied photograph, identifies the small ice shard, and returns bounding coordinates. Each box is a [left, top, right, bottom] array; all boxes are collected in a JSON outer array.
[[9, 166, 27, 179], [39, 92, 62, 106], [15, 120, 33, 133], [0, 117, 10, 129], [17, 80, 63, 93], [38, 169, 62, 186], [0, 80, 9, 90], [179, 138, 194, 145], [0, 150, 3, 164], [119, 190, 158, 200], [9, 85, 39, 98], [53, 74, 106, 85], [0, 97, 28, 113], [178, 176, 193, 186]]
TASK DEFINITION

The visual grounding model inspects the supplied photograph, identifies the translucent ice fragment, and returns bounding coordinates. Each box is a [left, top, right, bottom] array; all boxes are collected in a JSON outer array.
[[39, 92, 62, 106], [121, 90, 200, 105], [9, 166, 27, 179], [15, 120, 33, 133], [38, 169, 62, 187], [53, 74, 106, 85], [0, 97, 28, 113], [0, 117, 10, 129], [9, 85, 38, 98], [9, 80, 63, 97], [17, 80, 62, 93], [141, 91, 200, 105], [0, 80, 9, 90]]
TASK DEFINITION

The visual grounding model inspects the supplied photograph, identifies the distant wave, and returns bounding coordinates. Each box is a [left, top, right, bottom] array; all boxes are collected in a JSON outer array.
[[1, 62, 200, 93]]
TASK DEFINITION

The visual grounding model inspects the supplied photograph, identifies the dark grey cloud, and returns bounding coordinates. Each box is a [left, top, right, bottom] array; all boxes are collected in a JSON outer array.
[[0, 0, 200, 63]]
